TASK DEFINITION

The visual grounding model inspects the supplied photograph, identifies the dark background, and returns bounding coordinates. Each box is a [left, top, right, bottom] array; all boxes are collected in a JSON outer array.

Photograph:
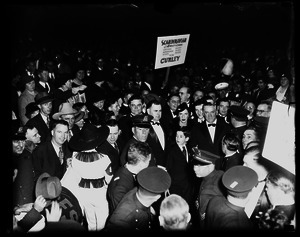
[[8, 2, 295, 64]]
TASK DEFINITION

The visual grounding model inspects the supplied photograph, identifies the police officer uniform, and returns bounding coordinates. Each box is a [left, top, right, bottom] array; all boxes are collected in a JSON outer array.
[[205, 166, 258, 230], [104, 167, 171, 232], [192, 148, 226, 230]]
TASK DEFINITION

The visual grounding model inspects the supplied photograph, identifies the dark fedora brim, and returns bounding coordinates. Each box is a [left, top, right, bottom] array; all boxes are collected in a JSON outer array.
[[35, 96, 54, 105], [68, 125, 109, 151], [74, 111, 85, 123]]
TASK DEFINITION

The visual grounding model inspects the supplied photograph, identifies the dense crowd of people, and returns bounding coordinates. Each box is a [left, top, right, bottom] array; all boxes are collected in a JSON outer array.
[[10, 32, 295, 233]]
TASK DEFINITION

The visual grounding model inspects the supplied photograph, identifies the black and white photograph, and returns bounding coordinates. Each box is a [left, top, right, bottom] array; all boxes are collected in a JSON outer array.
[[8, 1, 296, 233]]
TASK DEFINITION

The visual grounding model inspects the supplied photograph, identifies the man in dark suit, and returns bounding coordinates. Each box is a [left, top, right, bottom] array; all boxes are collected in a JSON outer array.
[[220, 132, 243, 171], [119, 114, 155, 167], [52, 102, 84, 142], [146, 99, 167, 168], [105, 166, 171, 231], [190, 101, 231, 158], [118, 94, 144, 143], [32, 120, 71, 182], [229, 105, 250, 143], [96, 119, 124, 175], [106, 141, 151, 216], [26, 92, 54, 143], [34, 66, 55, 96]]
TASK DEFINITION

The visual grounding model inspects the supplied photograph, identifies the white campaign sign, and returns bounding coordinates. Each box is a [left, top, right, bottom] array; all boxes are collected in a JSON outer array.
[[262, 101, 295, 174], [154, 34, 190, 69]]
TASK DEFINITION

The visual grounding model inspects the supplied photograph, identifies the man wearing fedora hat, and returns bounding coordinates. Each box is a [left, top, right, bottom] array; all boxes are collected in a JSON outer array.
[[52, 102, 84, 142], [105, 166, 171, 231], [26, 91, 54, 143], [25, 102, 40, 120], [119, 114, 156, 167], [205, 165, 258, 230], [118, 94, 145, 143], [12, 128, 36, 208], [18, 74, 38, 125]]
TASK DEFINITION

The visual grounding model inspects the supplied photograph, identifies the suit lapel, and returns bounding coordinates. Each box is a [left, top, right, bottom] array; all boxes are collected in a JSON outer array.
[[200, 122, 213, 144]]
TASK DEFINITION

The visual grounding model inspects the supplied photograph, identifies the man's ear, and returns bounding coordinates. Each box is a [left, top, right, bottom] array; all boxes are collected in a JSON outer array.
[[158, 215, 164, 227], [186, 212, 191, 224], [186, 137, 190, 142]]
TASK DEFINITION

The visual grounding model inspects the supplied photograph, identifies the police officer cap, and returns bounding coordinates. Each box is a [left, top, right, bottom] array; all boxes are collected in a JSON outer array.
[[137, 166, 171, 194], [192, 147, 220, 165], [222, 166, 258, 197], [132, 114, 153, 128], [227, 92, 242, 102], [215, 82, 229, 90], [229, 105, 250, 121]]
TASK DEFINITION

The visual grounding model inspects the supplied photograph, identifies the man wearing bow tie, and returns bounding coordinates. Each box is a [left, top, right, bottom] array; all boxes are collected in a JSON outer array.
[[190, 101, 231, 162], [146, 99, 167, 168]]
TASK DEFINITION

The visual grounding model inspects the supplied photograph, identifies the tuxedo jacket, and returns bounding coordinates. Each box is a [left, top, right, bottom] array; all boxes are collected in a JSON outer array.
[[146, 122, 167, 167], [25, 113, 52, 144], [32, 140, 71, 181], [190, 118, 231, 157]]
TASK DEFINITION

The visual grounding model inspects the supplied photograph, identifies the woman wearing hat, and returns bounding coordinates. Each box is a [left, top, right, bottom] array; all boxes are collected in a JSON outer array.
[[63, 123, 112, 231]]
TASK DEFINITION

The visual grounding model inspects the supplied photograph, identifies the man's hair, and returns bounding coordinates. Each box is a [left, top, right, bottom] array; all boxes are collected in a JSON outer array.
[[176, 126, 191, 138], [258, 100, 272, 112], [146, 99, 161, 110], [267, 170, 295, 196], [222, 132, 240, 151], [159, 194, 190, 230], [106, 118, 118, 127], [127, 141, 152, 165], [128, 94, 144, 105], [167, 93, 180, 102], [51, 119, 69, 131], [23, 124, 36, 134]]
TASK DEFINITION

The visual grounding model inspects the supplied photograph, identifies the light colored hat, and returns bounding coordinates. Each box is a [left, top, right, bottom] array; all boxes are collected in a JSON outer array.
[[52, 102, 84, 121], [215, 82, 229, 90], [35, 173, 62, 203]]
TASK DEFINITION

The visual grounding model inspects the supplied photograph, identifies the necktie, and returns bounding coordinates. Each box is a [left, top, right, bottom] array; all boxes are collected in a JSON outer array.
[[208, 123, 216, 127], [45, 83, 49, 93], [182, 146, 187, 158], [46, 116, 50, 128], [59, 147, 64, 164], [68, 130, 72, 142], [114, 143, 119, 153]]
